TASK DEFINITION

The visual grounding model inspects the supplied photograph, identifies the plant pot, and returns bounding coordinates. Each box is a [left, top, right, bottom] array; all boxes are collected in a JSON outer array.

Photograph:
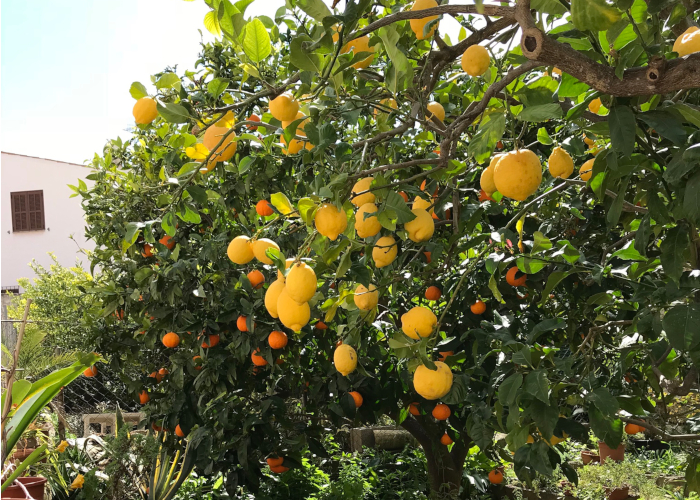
[[599, 442, 625, 463], [605, 486, 629, 500], [3, 476, 47, 499], [10, 448, 47, 464], [581, 450, 600, 465], [630, 438, 670, 456]]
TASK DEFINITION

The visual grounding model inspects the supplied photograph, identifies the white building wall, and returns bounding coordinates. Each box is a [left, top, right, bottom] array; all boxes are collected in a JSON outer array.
[[1, 152, 95, 291]]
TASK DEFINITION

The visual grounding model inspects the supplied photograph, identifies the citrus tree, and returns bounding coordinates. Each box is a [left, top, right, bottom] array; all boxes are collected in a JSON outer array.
[[78, 0, 700, 497]]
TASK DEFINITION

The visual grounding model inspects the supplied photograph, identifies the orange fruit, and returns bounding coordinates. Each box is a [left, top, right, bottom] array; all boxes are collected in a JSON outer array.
[[142, 244, 154, 258], [478, 189, 495, 203], [268, 330, 288, 349], [438, 351, 453, 362], [423, 251, 432, 263], [247, 114, 260, 130], [440, 433, 453, 445], [409, 402, 421, 416], [202, 334, 220, 349], [150, 371, 163, 383], [159, 235, 175, 250], [399, 191, 409, 202], [256, 200, 274, 217], [625, 423, 643, 434], [432, 403, 450, 420], [425, 286, 441, 301], [139, 391, 150, 405], [505, 267, 526, 287], [470, 300, 486, 314], [175, 425, 185, 438], [349, 391, 363, 408], [496, 140, 504, 149], [83, 366, 98, 377], [202, 125, 237, 164], [270, 465, 289, 474], [488, 469, 504, 485], [151, 422, 162, 432], [162, 332, 180, 348], [237, 315, 248, 332], [252, 348, 268, 366], [247, 270, 265, 289], [193, 355, 203, 370], [158, 368, 168, 378], [315, 321, 328, 330], [267, 457, 284, 467]]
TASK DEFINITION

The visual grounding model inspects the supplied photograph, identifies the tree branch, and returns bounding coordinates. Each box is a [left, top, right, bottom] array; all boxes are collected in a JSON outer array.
[[348, 158, 441, 180], [619, 415, 700, 442]]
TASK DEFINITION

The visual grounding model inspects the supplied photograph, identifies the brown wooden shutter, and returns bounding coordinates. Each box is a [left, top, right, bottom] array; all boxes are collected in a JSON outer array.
[[10, 191, 45, 232]]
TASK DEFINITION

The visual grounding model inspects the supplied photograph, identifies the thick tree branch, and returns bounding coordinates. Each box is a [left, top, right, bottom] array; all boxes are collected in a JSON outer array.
[[619, 416, 700, 442]]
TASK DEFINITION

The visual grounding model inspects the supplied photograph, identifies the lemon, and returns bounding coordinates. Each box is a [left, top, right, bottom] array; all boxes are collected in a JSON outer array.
[[413, 195, 435, 215], [548, 146, 574, 179], [354, 284, 378, 311], [215, 110, 235, 128], [355, 203, 382, 238], [372, 236, 398, 268], [401, 306, 437, 339], [269, 93, 299, 122], [480, 154, 502, 195], [461, 45, 490, 77], [281, 135, 306, 155], [580, 159, 594, 182], [315, 203, 348, 241], [277, 258, 295, 281], [227, 236, 254, 264], [281, 111, 308, 136], [375, 98, 398, 118], [410, 0, 439, 40], [673, 26, 700, 56], [413, 361, 453, 400], [351, 177, 375, 207], [203, 125, 237, 163], [133, 97, 158, 124], [286, 261, 317, 304], [252, 238, 280, 265], [334, 344, 358, 376], [426, 102, 445, 122], [277, 287, 310, 331], [265, 279, 286, 318], [341, 35, 375, 69], [404, 208, 435, 242], [588, 98, 602, 114], [493, 149, 542, 201]]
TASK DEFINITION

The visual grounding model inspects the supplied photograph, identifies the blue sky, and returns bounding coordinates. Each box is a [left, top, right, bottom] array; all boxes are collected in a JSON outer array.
[[1, 0, 462, 165]]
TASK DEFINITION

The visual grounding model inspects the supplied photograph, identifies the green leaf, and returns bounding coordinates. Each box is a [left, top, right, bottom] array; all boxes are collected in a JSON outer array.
[[558, 73, 590, 98], [587, 387, 619, 416], [540, 270, 581, 305], [528, 318, 566, 343], [531, 231, 553, 253], [156, 72, 180, 89], [532, 0, 568, 15], [378, 26, 410, 74], [571, 0, 622, 31], [468, 113, 506, 164], [488, 274, 505, 304], [384, 191, 415, 224], [129, 82, 148, 99], [517, 104, 563, 122], [243, 18, 271, 63], [157, 103, 191, 124], [528, 400, 559, 441], [498, 373, 523, 407], [537, 127, 553, 145], [207, 78, 230, 98], [203, 10, 222, 37], [608, 105, 636, 157], [589, 406, 623, 448], [637, 110, 687, 145], [295, 0, 332, 21], [270, 192, 294, 216], [660, 225, 689, 282], [524, 370, 550, 404], [290, 35, 322, 73], [162, 212, 177, 237], [11, 380, 32, 407], [663, 304, 700, 352], [606, 175, 630, 228], [683, 172, 700, 223]]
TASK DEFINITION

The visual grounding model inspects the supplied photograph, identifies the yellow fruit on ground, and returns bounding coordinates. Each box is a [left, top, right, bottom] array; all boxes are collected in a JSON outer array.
[[252, 238, 280, 265], [426, 102, 445, 122], [281, 135, 305, 155], [227, 236, 255, 264], [493, 150, 542, 201], [265, 279, 286, 318], [673, 26, 700, 56], [372, 236, 398, 268], [413, 195, 434, 215], [355, 203, 382, 238], [286, 262, 317, 304], [341, 35, 375, 69], [277, 287, 310, 331], [375, 98, 398, 118], [203, 125, 237, 163], [480, 154, 502, 195], [413, 361, 453, 400], [133, 97, 158, 124], [405, 208, 435, 242], [334, 344, 358, 376], [269, 93, 299, 122], [548, 146, 574, 179], [588, 98, 602, 114], [354, 284, 378, 311], [351, 177, 375, 207], [461, 45, 490, 77], [315, 203, 348, 241], [281, 111, 308, 136], [580, 159, 594, 182], [277, 258, 295, 281], [410, 0, 439, 40], [401, 306, 437, 339]]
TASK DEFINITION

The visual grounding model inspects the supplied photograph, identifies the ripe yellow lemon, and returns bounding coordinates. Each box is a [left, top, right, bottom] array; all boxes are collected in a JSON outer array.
[[580, 159, 594, 181], [588, 98, 602, 114], [133, 97, 158, 124], [480, 154, 502, 195], [426, 102, 445, 122], [351, 177, 375, 207], [277, 258, 295, 281], [203, 125, 237, 163], [461, 45, 490, 77], [401, 306, 437, 339], [341, 35, 375, 69], [413, 361, 453, 400], [269, 93, 299, 122], [315, 203, 348, 241], [286, 261, 317, 304], [281, 135, 305, 155], [277, 287, 310, 331], [404, 208, 435, 242], [355, 203, 382, 238], [410, 0, 439, 40], [375, 98, 398, 118], [354, 283, 378, 311], [372, 236, 398, 268], [227, 236, 254, 264], [493, 150, 542, 201], [334, 344, 358, 376], [413, 195, 435, 215], [673, 26, 700, 56], [548, 146, 574, 179], [265, 279, 286, 318], [252, 238, 280, 265], [215, 110, 235, 128], [281, 111, 308, 136]]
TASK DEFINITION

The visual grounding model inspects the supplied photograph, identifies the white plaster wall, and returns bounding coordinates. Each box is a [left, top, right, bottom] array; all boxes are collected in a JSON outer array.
[[1, 152, 95, 290]]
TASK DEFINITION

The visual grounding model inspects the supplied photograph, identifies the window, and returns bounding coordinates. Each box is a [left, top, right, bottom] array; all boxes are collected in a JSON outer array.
[[11, 190, 45, 232]]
